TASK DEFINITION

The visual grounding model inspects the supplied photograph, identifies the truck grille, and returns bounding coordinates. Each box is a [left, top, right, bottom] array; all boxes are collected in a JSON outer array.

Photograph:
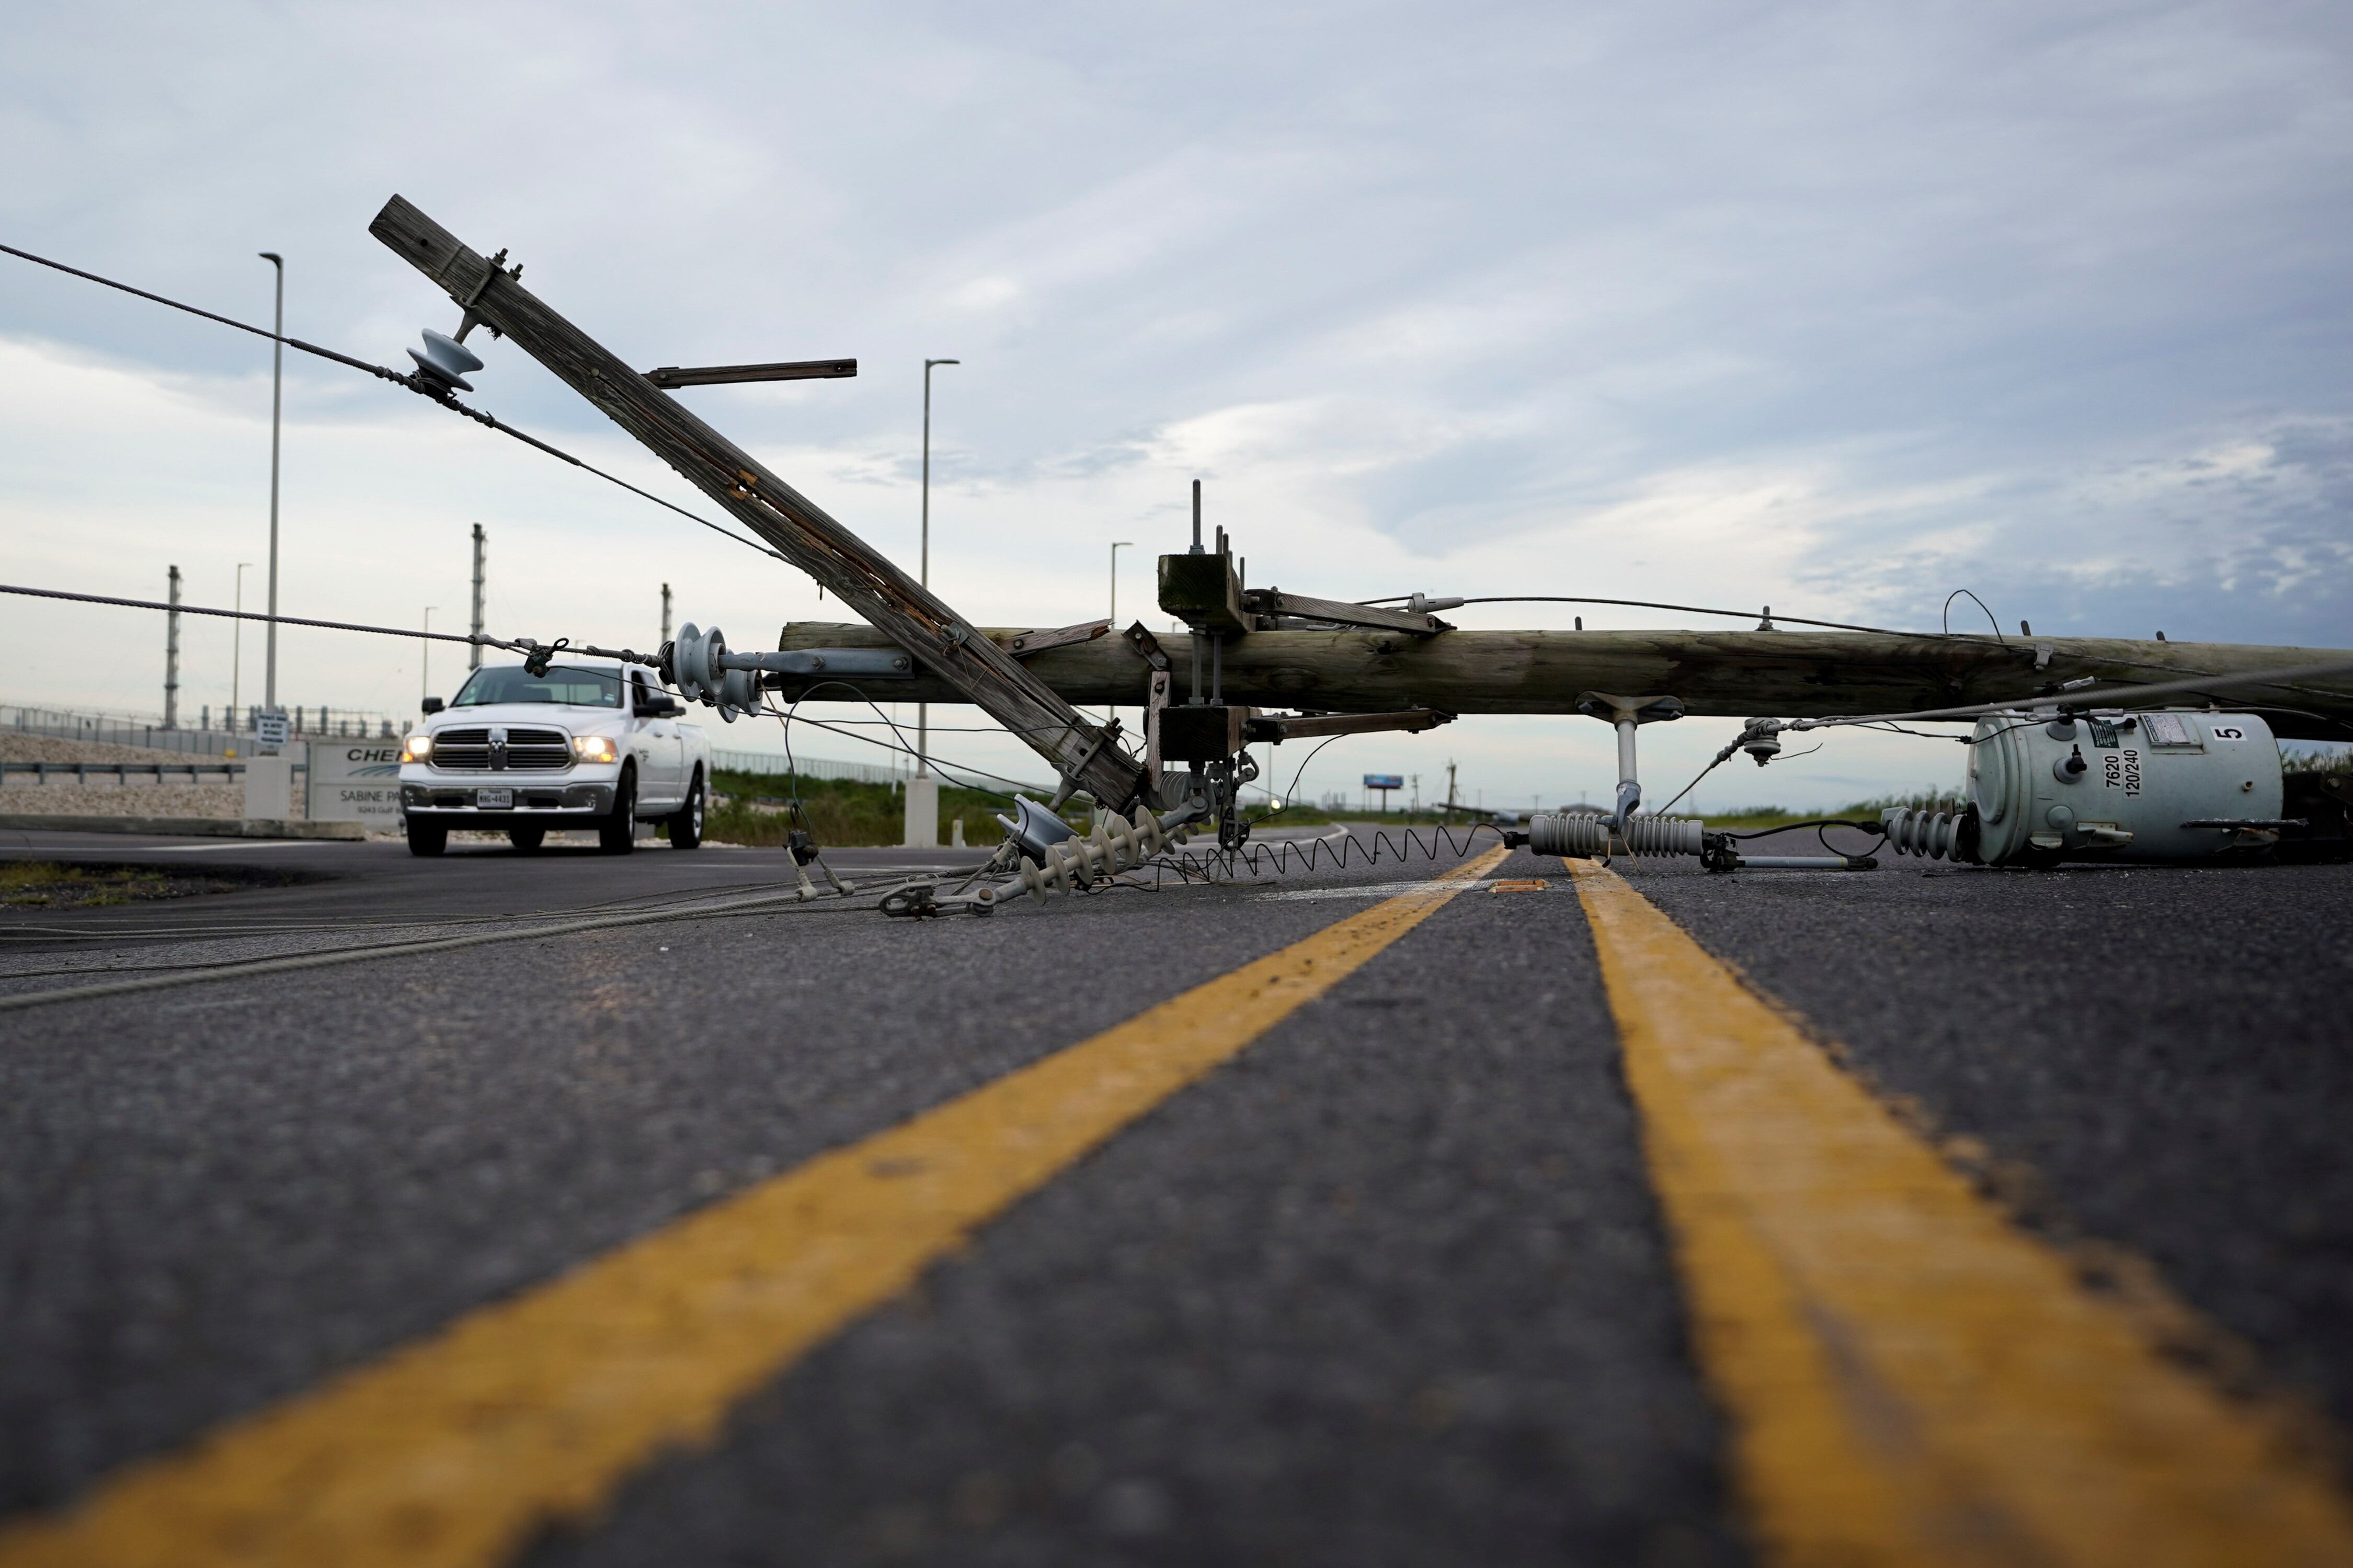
[[431, 726, 572, 771]]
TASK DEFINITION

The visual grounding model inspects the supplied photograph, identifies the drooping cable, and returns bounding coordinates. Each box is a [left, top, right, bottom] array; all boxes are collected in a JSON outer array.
[[769, 683, 1052, 800], [1354, 594, 1973, 642], [1, 241, 789, 567], [1941, 588, 2006, 641], [1240, 734, 1347, 831], [0, 581, 658, 669]]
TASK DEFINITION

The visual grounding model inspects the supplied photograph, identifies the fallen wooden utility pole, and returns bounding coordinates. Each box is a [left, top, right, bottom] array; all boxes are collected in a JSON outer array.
[[369, 195, 1154, 812], [774, 623, 2353, 741]]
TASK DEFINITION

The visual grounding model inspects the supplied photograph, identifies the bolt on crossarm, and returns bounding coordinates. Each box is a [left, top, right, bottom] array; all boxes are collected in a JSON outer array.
[[367, 196, 1155, 814]]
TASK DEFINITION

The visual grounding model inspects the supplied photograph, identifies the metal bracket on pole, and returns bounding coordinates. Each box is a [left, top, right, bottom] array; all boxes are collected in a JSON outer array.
[[1047, 718, 1123, 811], [1145, 671, 1170, 795], [1243, 708, 1455, 742], [1240, 589, 1450, 635], [645, 359, 856, 388], [1575, 691, 1685, 832], [1121, 621, 1173, 673], [1002, 619, 1112, 658], [1122, 622, 1176, 797]]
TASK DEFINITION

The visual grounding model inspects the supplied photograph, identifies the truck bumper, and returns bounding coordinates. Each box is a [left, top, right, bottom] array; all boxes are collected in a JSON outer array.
[[399, 783, 616, 820]]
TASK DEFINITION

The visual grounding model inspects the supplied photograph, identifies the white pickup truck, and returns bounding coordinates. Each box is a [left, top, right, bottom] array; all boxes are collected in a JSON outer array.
[[397, 658, 711, 856]]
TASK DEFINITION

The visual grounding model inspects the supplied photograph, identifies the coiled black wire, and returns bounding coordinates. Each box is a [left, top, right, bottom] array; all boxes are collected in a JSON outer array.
[[1143, 822, 1509, 884]]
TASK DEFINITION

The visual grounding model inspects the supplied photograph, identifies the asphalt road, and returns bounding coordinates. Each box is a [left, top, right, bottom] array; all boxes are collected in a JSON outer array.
[[1, 822, 2348, 1564]]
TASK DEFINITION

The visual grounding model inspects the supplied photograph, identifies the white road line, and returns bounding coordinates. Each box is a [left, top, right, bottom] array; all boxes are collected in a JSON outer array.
[[144, 841, 341, 853]]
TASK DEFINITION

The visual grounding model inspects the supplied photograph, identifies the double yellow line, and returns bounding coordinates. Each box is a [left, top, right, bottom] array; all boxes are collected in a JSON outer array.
[[1570, 859, 2353, 1566], [8, 849, 2352, 1566]]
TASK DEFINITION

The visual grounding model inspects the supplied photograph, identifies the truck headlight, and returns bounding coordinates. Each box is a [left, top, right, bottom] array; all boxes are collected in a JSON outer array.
[[572, 735, 621, 763], [401, 733, 433, 763]]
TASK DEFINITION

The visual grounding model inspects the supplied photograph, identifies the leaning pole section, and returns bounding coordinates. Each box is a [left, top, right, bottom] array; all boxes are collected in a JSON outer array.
[[369, 194, 1154, 813]]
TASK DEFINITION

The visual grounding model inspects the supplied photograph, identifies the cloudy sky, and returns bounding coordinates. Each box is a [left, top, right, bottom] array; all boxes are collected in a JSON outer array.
[[5, 2, 2349, 809]]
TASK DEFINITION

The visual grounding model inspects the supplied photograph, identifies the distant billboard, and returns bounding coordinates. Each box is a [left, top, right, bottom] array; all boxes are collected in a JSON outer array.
[[1363, 774, 1404, 790]]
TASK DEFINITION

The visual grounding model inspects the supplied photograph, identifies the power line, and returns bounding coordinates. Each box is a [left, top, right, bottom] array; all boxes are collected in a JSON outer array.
[[0, 240, 791, 568], [0, 581, 657, 668], [1362, 593, 1971, 642]]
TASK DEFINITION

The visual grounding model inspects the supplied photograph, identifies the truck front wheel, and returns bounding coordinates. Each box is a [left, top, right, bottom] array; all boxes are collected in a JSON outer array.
[[598, 770, 638, 855], [669, 770, 705, 850], [406, 817, 448, 857]]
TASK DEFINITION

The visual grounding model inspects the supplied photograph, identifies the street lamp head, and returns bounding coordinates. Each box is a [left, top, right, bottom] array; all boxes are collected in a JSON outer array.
[[258, 252, 282, 267], [926, 358, 960, 369]]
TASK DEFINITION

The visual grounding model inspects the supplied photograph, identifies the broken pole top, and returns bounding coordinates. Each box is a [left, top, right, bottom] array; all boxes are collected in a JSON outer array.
[[367, 194, 1150, 812]]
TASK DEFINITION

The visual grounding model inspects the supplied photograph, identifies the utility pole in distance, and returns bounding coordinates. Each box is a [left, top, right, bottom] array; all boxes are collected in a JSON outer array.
[[231, 561, 253, 735], [259, 252, 284, 712], [1110, 540, 1134, 626], [918, 356, 960, 782], [1109, 540, 1133, 726], [469, 523, 486, 670], [164, 566, 182, 728], [661, 582, 672, 645]]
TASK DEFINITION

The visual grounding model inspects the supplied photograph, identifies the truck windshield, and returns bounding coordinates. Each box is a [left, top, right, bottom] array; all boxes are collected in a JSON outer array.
[[450, 665, 623, 708]]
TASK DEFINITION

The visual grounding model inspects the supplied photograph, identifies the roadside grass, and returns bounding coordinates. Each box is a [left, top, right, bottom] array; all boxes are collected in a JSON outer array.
[[1241, 804, 1491, 829], [0, 862, 236, 908], [694, 776, 1495, 846], [699, 771, 1015, 849], [1700, 789, 1973, 829], [701, 762, 2353, 844]]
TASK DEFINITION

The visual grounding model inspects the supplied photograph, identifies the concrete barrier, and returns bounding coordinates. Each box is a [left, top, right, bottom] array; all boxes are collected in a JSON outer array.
[[0, 815, 364, 840], [903, 776, 939, 848]]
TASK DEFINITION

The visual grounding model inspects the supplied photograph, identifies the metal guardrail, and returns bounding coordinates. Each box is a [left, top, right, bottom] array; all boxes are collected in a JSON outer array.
[[0, 761, 306, 783], [3, 703, 404, 756]]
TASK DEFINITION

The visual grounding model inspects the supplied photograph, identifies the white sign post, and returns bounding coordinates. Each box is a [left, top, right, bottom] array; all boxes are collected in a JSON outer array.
[[307, 739, 405, 830]]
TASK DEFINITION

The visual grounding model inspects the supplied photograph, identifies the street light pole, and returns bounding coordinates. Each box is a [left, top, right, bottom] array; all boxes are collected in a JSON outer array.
[[468, 523, 486, 671], [259, 252, 284, 712], [421, 607, 437, 713], [1109, 541, 1134, 627], [918, 357, 958, 778], [231, 561, 253, 732], [1109, 540, 1134, 726], [164, 565, 182, 729]]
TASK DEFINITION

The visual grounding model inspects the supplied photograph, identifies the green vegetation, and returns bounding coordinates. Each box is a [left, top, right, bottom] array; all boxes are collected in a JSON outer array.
[[705, 765, 2235, 845], [1240, 803, 1484, 828], [1699, 789, 1972, 829], [702, 770, 1019, 849], [0, 862, 234, 908]]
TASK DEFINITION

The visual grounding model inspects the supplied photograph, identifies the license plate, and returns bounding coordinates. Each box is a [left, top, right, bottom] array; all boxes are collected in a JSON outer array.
[[476, 788, 514, 809]]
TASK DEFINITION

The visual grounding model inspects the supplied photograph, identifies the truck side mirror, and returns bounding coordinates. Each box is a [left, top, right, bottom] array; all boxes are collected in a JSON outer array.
[[421, 697, 445, 715]]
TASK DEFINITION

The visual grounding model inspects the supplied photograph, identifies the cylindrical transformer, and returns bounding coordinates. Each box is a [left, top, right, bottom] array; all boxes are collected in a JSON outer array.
[[1961, 709, 2284, 865]]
